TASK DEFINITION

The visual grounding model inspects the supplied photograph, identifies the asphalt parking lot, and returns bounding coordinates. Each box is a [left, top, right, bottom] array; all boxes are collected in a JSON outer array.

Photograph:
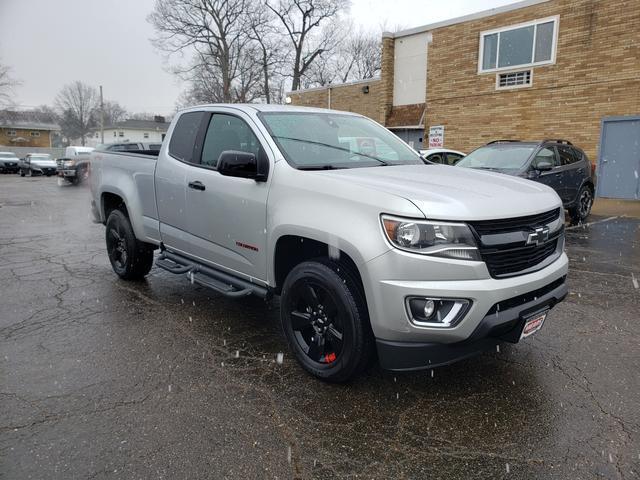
[[1, 175, 639, 479]]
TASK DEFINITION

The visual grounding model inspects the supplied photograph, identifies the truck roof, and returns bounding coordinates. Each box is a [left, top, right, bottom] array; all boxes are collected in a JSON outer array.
[[179, 103, 361, 117]]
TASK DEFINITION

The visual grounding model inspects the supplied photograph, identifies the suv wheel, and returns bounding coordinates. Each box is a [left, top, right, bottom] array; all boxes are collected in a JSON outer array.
[[570, 185, 593, 223], [105, 210, 154, 280], [280, 260, 374, 383]]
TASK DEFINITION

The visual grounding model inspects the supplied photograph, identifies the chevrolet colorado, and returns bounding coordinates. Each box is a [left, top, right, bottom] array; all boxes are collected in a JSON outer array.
[[90, 104, 568, 382]]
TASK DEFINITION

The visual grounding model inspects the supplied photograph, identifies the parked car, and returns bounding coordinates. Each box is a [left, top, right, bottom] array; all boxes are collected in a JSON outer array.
[[419, 148, 465, 165], [56, 151, 92, 185], [19, 153, 57, 177], [96, 142, 162, 152], [0, 151, 20, 173], [91, 105, 568, 382], [456, 139, 595, 223]]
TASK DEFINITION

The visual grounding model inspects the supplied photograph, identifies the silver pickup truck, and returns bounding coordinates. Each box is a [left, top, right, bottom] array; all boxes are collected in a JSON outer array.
[[90, 104, 568, 382]]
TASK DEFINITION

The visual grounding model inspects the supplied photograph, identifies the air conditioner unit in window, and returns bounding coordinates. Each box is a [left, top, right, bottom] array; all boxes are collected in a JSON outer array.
[[496, 70, 532, 90]]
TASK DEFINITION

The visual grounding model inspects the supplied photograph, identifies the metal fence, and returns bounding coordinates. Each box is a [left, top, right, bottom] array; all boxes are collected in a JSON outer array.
[[0, 146, 66, 159]]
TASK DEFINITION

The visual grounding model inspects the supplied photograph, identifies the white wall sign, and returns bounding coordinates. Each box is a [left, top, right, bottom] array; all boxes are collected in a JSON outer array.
[[428, 125, 444, 148]]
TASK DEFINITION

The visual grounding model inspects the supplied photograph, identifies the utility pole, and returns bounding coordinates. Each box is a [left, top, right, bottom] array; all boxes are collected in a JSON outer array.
[[99, 85, 105, 144]]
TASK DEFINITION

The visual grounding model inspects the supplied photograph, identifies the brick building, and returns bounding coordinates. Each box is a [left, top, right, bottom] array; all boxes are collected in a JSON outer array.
[[288, 0, 640, 199], [0, 110, 60, 148]]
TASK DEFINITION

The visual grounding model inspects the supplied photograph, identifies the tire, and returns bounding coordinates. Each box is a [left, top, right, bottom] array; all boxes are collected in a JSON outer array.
[[280, 259, 374, 383], [20, 169, 25, 177], [105, 209, 154, 280], [569, 185, 594, 224]]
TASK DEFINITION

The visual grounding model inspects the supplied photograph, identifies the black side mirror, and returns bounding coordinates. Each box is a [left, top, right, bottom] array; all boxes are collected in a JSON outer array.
[[535, 161, 554, 171], [217, 150, 268, 182]]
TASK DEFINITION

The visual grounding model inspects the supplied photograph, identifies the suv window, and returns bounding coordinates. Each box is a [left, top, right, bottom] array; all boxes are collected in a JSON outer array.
[[557, 145, 578, 165], [201, 114, 262, 168], [532, 147, 559, 169], [169, 111, 206, 163]]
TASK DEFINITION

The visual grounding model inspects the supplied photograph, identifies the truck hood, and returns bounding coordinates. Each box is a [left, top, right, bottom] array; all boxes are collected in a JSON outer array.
[[323, 164, 561, 221]]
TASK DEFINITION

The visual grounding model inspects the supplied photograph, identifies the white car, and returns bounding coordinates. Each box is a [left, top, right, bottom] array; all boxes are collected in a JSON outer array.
[[419, 148, 465, 165]]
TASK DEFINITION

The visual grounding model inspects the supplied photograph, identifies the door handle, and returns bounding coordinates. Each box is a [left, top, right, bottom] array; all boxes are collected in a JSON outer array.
[[188, 181, 206, 191]]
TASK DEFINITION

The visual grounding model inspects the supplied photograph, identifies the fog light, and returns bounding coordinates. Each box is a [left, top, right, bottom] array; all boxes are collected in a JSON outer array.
[[406, 297, 471, 328], [423, 299, 435, 318]]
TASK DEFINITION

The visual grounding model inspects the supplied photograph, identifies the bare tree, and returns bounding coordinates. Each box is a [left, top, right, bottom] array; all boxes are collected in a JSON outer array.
[[55, 81, 99, 146], [149, 0, 262, 103], [267, 0, 348, 91], [102, 100, 128, 125], [302, 25, 381, 87], [0, 61, 21, 107]]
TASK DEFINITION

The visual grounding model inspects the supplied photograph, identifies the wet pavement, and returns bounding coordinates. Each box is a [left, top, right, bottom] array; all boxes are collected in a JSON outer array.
[[1, 175, 639, 479]]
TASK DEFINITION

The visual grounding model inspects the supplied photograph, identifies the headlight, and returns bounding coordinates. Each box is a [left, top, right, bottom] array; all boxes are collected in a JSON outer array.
[[381, 215, 480, 260], [63, 160, 76, 167]]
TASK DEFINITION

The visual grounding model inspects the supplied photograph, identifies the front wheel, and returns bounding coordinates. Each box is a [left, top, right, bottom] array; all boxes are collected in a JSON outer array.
[[105, 210, 154, 280], [569, 185, 593, 224], [20, 169, 25, 177], [280, 260, 374, 383]]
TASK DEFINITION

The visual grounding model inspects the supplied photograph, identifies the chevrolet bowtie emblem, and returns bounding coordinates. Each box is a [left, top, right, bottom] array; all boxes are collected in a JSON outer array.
[[526, 227, 550, 246]]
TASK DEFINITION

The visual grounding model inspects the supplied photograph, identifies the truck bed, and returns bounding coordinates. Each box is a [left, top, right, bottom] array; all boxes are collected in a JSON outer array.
[[90, 150, 161, 244]]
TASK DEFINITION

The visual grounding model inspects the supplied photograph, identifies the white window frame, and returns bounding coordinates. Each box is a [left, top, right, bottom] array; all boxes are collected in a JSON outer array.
[[30, 131, 41, 137], [478, 15, 559, 74], [495, 69, 533, 90], [143, 132, 149, 139], [7, 130, 17, 136]]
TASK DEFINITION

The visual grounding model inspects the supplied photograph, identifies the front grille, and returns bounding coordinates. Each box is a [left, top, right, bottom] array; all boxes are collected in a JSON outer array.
[[481, 238, 559, 277], [469, 208, 563, 278], [469, 208, 560, 236]]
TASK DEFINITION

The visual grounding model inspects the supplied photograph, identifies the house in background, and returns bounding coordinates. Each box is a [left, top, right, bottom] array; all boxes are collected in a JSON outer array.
[[289, 0, 640, 200], [87, 116, 170, 147], [0, 110, 60, 148]]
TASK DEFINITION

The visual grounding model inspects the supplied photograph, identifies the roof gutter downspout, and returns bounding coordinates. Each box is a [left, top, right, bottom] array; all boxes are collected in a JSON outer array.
[[328, 86, 331, 109]]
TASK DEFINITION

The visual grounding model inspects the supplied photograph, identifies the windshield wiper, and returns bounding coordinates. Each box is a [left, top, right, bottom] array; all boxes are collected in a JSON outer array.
[[272, 135, 390, 166], [296, 164, 345, 170]]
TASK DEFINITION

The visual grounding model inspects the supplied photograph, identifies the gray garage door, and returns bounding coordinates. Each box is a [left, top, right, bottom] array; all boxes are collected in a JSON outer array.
[[597, 116, 640, 199], [390, 128, 424, 151]]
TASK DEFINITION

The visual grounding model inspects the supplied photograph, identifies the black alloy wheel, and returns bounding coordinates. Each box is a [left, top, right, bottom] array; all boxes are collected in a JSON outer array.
[[280, 260, 374, 383], [105, 210, 154, 280], [289, 279, 345, 365]]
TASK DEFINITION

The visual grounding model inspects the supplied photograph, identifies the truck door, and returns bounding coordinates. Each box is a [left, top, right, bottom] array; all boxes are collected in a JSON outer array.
[[183, 110, 271, 281], [155, 111, 208, 254]]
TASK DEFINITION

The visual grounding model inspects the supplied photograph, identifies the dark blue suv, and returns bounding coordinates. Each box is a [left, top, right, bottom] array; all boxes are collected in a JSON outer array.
[[456, 139, 595, 223]]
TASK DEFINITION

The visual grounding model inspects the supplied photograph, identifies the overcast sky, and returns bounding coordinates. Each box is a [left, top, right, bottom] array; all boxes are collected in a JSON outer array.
[[0, 0, 517, 115]]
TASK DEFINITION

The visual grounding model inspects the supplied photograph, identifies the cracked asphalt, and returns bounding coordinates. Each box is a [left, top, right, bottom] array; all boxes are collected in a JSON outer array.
[[1, 175, 639, 479]]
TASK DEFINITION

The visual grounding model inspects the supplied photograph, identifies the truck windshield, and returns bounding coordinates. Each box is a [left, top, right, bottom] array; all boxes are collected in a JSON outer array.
[[456, 145, 535, 171], [259, 112, 423, 169]]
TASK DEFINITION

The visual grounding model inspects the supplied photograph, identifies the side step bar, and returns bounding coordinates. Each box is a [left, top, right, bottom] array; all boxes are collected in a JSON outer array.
[[156, 250, 269, 299]]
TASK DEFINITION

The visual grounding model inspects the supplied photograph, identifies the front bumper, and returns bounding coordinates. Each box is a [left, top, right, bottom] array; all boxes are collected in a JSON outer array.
[[32, 166, 57, 175], [362, 246, 569, 370], [58, 169, 76, 177], [376, 276, 567, 371]]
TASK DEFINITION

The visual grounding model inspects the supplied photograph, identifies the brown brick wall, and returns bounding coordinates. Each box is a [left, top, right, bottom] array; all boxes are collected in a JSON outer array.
[[0, 128, 52, 148], [288, 80, 382, 122], [425, 0, 640, 161]]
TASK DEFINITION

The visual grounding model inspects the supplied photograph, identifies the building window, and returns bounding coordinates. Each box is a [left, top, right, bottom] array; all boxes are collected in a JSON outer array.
[[7, 130, 17, 136], [30, 131, 41, 137], [113, 131, 117, 137], [496, 70, 532, 89], [143, 132, 149, 139], [479, 16, 558, 73], [118, 131, 124, 137]]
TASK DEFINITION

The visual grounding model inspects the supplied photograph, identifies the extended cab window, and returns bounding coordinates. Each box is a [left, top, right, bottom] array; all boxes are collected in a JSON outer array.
[[201, 114, 262, 168], [169, 111, 206, 163]]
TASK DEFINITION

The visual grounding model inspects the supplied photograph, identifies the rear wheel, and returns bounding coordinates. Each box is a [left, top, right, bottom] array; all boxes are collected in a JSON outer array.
[[280, 260, 374, 383], [569, 185, 593, 224], [105, 210, 154, 280]]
